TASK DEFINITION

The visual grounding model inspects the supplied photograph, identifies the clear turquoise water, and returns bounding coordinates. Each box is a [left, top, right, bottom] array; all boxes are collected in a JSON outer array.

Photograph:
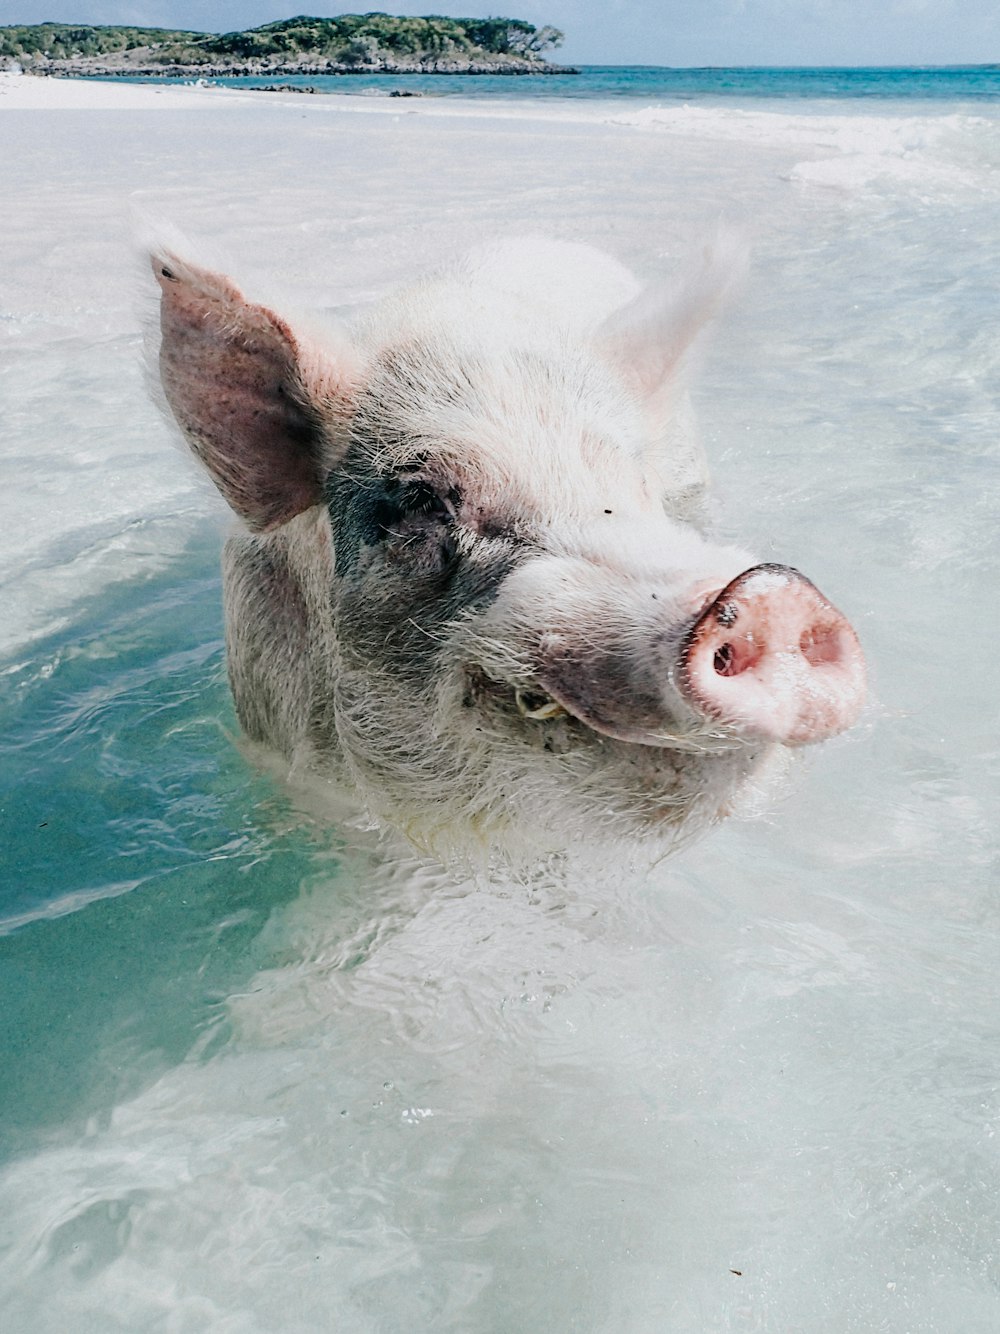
[[133, 62, 1000, 102], [0, 534, 319, 1156]]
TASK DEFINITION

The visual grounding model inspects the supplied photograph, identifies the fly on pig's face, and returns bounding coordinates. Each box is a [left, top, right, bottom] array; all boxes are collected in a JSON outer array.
[[151, 236, 866, 862]]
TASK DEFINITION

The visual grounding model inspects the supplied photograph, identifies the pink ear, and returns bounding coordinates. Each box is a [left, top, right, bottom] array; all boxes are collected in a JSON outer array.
[[154, 251, 356, 532], [598, 229, 747, 402]]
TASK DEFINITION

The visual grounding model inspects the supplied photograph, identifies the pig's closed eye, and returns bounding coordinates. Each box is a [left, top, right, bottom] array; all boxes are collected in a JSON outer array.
[[373, 479, 455, 534], [371, 478, 460, 573]]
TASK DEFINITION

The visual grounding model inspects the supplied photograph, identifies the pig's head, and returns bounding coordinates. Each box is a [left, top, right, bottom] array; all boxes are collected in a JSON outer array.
[[152, 241, 865, 861]]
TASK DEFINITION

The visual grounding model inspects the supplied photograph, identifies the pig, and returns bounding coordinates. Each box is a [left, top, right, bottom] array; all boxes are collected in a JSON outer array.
[[151, 236, 865, 862]]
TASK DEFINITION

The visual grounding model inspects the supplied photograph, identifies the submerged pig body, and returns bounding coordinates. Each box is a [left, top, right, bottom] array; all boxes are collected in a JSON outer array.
[[154, 238, 864, 858]]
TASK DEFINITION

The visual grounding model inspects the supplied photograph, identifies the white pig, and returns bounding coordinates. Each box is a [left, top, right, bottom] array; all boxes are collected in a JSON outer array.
[[151, 236, 865, 861]]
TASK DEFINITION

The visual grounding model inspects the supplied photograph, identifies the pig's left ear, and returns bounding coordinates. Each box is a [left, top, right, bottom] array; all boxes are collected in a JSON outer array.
[[600, 229, 746, 400], [597, 230, 746, 419], [153, 250, 360, 532], [596, 235, 746, 513]]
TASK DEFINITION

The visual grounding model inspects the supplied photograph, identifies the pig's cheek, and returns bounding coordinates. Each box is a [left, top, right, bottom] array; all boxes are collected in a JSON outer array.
[[335, 533, 431, 595], [331, 556, 458, 665], [381, 528, 458, 578], [347, 517, 459, 584]]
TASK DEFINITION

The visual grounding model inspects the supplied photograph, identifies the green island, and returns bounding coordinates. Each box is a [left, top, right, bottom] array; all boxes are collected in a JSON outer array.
[[0, 14, 573, 77]]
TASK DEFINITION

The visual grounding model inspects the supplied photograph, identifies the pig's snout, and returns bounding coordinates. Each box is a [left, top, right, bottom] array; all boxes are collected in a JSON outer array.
[[678, 563, 865, 746]]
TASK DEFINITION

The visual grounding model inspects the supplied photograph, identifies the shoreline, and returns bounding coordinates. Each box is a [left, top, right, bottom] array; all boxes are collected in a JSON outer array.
[[24, 63, 578, 79], [0, 66, 245, 108], [8, 54, 577, 80], [0, 64, 585, 113]]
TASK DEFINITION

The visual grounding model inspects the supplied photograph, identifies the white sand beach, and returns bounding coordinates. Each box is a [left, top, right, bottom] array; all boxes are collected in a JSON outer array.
[[1, 66, 999, 1333], [0, 65, 231, 108]]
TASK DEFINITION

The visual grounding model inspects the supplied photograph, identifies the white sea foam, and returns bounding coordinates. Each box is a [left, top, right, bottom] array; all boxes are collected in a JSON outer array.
[[606, 103, 1000, 193]]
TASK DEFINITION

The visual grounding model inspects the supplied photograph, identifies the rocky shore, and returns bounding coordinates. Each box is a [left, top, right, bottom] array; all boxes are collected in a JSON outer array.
[[25, 56, 576, 77]]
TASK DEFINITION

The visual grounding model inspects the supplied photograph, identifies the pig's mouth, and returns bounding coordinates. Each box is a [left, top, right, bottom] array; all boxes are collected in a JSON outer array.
[[514, 688, 569, 722], [531, 675, 747, 753], [468, 670, 747, 757], [469, 656, 746, 756]]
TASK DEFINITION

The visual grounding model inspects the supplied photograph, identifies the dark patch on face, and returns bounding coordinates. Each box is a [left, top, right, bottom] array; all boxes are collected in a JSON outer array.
[[327, 468, 383, 574], [327, 462, 459, 578], [325, 445, 532, 672]]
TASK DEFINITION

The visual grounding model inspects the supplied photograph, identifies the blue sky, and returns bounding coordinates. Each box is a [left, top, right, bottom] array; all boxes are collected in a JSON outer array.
[[1, 0, 997, 66]]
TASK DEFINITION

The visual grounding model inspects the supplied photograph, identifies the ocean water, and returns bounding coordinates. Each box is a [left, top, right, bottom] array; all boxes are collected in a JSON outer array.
[[152, 63, 1000, 103], [1, 74, 999, 1331]]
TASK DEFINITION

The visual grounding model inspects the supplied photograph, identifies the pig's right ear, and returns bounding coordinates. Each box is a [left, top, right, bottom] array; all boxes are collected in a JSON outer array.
[[152, 250, 360, 532]]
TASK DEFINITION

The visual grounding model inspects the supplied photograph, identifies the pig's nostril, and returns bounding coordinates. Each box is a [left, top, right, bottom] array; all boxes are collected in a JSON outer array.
[[713, 643, 738, 676], [799, 623, 841, 667], [712, 639, 759, 677]]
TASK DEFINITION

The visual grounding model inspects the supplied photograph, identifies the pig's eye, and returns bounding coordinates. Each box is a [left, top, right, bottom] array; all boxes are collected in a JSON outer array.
[[374, 479, 454, 531], [371, 477, 459, 573]]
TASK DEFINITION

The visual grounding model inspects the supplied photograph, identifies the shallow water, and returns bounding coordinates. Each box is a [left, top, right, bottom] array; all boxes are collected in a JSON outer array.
[[1, 87, 998, 1331]]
